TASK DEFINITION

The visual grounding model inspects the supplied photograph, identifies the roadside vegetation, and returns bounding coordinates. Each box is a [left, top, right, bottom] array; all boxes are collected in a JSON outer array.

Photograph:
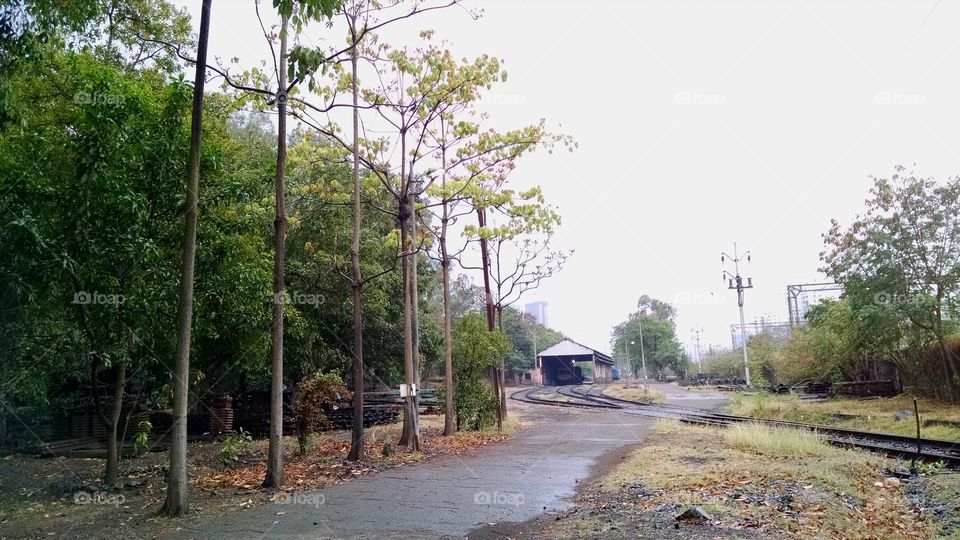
[[0, 413, 524, 538], [0, 0, 570, 520], [729, 392, 960, 441], [546, 419, 939, 539]]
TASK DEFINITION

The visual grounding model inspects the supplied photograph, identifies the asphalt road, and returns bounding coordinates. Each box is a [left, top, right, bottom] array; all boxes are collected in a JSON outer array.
[[163, 384, 727, 540], [163, 407, 649, 539]]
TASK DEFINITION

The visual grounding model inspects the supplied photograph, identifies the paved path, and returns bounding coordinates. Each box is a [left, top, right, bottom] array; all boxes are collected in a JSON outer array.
[[166, 404, 654, 540], [646, 382, 731, 410]]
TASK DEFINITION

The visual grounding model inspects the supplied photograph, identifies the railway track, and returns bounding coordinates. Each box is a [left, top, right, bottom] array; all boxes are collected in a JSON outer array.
[[511, 384, 960, 467]]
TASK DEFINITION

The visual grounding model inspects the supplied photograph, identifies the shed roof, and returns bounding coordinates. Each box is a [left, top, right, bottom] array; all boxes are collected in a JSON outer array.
[[538, 338, 614, 365]]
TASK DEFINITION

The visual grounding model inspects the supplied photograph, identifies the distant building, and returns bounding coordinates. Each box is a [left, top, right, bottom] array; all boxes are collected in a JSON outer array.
[[731, 317, 792, 348], [524, 301, 548, 327]]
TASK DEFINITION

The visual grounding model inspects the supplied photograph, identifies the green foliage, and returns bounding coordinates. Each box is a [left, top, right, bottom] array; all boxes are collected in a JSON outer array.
[[134, 420, 152, 455], [451, 313, 510, 430], [450, 380, 498, 432], [217, 428, 253, 469], [912, 459, 947, 476], [291, 371, 351, 454], [822, 167, 960, 399], [290, 371, 352, 454], [611, 296, 688, 378], [499, 307, 563, 378], [701, 349, 745, 379]]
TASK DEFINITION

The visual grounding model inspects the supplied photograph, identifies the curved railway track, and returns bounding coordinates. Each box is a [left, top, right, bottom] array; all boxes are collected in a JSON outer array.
[[511, 384, 960, 467]]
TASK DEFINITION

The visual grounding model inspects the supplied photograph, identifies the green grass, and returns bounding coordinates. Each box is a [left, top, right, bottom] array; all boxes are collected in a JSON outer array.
[[723, 422, 837, 457], [728, 392, 960, 440]]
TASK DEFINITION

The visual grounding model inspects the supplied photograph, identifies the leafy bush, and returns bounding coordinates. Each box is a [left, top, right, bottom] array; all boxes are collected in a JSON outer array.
[[291, 371, 351, 454], [453, 380, 498, 431], [451, 313, 511, 431], [218, 428, 252, 469]]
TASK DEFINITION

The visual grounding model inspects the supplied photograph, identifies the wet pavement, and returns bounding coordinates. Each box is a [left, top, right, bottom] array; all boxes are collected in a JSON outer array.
[[163, 384, 725, 540]]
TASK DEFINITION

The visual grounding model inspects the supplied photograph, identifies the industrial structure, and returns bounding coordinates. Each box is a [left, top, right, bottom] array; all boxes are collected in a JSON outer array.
[[529, 338, 614, 385]]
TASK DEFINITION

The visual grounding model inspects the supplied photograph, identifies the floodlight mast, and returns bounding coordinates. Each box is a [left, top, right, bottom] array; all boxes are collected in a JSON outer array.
[[721, 243, 753, 387], [690, 327, 703, 374]]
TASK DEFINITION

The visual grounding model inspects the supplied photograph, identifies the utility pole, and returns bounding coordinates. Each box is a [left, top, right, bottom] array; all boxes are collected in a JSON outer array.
[[690, 327, 703, 373], [722, 243, 753, 386], [637, 318, 648, 380]]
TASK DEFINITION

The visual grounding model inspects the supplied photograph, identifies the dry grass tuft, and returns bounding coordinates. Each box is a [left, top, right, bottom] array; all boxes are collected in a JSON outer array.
[[603, 382, 665, 404]]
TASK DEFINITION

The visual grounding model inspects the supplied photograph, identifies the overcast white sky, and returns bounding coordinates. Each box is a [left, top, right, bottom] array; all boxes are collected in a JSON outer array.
[[172, 0, 960, 356]]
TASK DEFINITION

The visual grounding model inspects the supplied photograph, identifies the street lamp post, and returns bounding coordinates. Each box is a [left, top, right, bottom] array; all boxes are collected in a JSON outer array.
[[722, 243, 753, 387], [637, 318, 648, 380], [624, 340, 636, 378]]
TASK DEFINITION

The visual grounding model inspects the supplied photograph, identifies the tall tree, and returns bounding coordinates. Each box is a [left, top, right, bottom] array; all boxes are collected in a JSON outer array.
[[263, 11, 290, 489], [161, 0, 211, 516], [346, 10, 365, 462], [822, 166, 960, 401], [277, 0, 467, 454], [611, 296, 688, 379], [417, 66, 567, 433]]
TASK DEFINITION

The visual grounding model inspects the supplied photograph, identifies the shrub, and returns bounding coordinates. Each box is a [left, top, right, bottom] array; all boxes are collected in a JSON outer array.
[[291, 371, 351, 454], [218, 428, 252, 469], [450, 313, 511, 431], [453, 380, 498, 431]]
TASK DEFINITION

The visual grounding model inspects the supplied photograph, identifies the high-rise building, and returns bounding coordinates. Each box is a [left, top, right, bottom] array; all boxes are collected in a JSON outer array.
[[524, 301, 548, 327]]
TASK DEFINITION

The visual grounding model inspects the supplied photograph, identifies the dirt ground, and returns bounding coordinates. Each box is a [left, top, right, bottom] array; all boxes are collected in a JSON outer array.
[[0, 413, 517, 539]]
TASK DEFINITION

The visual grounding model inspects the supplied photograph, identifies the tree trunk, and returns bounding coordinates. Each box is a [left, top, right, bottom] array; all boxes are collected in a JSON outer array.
[[934, 293, 956, 403], [104, 364, 125, 487], [476, 208, 502, 430], [398, 189, 420, 450], [347, 42, 365, 462], [495, 306, 507, 420], [162, 0, 211, 516], [410, 190, 422, 435], [263, 14, 289, 489], [937, 336, 955, 403], [440, 217, 455, 436]]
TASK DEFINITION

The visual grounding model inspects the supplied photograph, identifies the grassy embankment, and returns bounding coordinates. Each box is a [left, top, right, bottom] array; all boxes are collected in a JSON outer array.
[[547, 420, 949, 538], [728, 392, 960, 441]]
